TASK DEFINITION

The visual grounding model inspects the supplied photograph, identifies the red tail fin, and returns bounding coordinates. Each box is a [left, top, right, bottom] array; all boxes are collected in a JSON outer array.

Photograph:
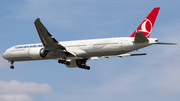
[[130, 7, 160, 38]]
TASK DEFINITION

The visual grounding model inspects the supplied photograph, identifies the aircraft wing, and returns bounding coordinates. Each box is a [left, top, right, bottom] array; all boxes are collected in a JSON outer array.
[[34, 18, 66, 50], [34, 18, 77, 57]]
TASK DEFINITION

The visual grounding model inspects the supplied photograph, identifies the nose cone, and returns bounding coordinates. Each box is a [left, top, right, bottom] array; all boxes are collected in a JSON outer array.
[[2, 52, 7, 59], [2, 53, 5, 58]]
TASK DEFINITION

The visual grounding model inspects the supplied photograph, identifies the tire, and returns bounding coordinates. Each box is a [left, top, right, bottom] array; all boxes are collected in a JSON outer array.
[[10, 66, 14, 69]]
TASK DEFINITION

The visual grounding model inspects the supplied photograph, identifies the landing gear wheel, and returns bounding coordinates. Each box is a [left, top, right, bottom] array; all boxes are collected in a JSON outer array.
[[65, 61, 70, 65], [79, 65, 85, 69], [85, 66, 90, 70], [76, 59, 90, 70], [10, 61, 14, 69], [58, 60, 63, 64], [79, 65, 90, 70], [58, 58, 70, 65], [10, 66, 14, 69]]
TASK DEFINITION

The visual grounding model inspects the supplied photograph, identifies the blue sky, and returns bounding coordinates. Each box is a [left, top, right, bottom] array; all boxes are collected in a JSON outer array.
[[0, 0, 180, 101]]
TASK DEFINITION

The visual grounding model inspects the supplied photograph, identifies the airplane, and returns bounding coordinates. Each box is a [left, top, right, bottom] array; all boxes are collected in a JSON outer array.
[[2, 7, 176, 70]]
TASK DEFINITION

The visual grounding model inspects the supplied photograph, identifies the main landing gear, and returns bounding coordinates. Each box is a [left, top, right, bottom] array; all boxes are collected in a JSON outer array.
[[10, 61, 14, 69], [77, 59, 90, 70], [79, 65, 90, 70], [58, 57, 70, 65], [58, 58, 90, 70]]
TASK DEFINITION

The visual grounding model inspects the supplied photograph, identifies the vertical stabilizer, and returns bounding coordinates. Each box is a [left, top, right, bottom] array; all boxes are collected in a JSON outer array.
[[130, 7, 160, 38]]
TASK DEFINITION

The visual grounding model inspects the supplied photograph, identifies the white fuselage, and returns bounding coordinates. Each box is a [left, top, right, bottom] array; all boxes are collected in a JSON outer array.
[[2, 37, 158, 62]]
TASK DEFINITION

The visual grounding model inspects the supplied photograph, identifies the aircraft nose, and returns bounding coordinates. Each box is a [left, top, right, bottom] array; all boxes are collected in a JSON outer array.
[[2, 52, 7, 59]]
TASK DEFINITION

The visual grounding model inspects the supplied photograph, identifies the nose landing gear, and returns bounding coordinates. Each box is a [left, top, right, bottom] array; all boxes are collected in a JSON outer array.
[[10, 61, 14, 69]]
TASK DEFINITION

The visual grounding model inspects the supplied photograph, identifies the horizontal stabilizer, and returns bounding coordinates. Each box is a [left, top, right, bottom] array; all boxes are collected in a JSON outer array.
[[102, 53, 151, 58], [118, 53, 147, 58], [134, 32, 149, 43], [154, 42, 177, 45]]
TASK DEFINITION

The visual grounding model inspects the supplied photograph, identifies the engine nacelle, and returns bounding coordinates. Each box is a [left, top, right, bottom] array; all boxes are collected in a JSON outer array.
[[29, 48, 49, 59], [39, 48, 49, 58], [29, 48, 42, 59]]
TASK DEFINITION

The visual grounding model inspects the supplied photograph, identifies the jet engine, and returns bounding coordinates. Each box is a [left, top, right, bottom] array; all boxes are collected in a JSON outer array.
[[29, 48, 49, 59], [39, 48, 49, 58]]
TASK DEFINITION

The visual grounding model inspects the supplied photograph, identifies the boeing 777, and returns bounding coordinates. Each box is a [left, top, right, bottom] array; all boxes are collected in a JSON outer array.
[[2, 7, 176, 70]]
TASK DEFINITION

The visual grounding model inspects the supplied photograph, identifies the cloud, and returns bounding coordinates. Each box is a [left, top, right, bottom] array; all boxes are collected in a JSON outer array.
[[0, 94, 32, 101], [0, 80, 52, 94], [0, 80, 52, 101], [59, 65, 180, 101], [150, 66, 180, 91]]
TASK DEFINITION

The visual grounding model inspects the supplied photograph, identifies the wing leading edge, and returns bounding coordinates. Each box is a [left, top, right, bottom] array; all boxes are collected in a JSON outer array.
[[34, 18, 77, 58], [34, 18, 66, 50]]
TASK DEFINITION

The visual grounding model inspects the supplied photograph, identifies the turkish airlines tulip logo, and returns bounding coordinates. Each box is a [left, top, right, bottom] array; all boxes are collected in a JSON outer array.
[[136, 19, 152, 37]]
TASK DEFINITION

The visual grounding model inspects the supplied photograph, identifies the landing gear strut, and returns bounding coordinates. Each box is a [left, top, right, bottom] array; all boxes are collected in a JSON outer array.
[[10, 61, 14, 69], [76, 59, 90, 70], [58, 57, 70, 65]]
